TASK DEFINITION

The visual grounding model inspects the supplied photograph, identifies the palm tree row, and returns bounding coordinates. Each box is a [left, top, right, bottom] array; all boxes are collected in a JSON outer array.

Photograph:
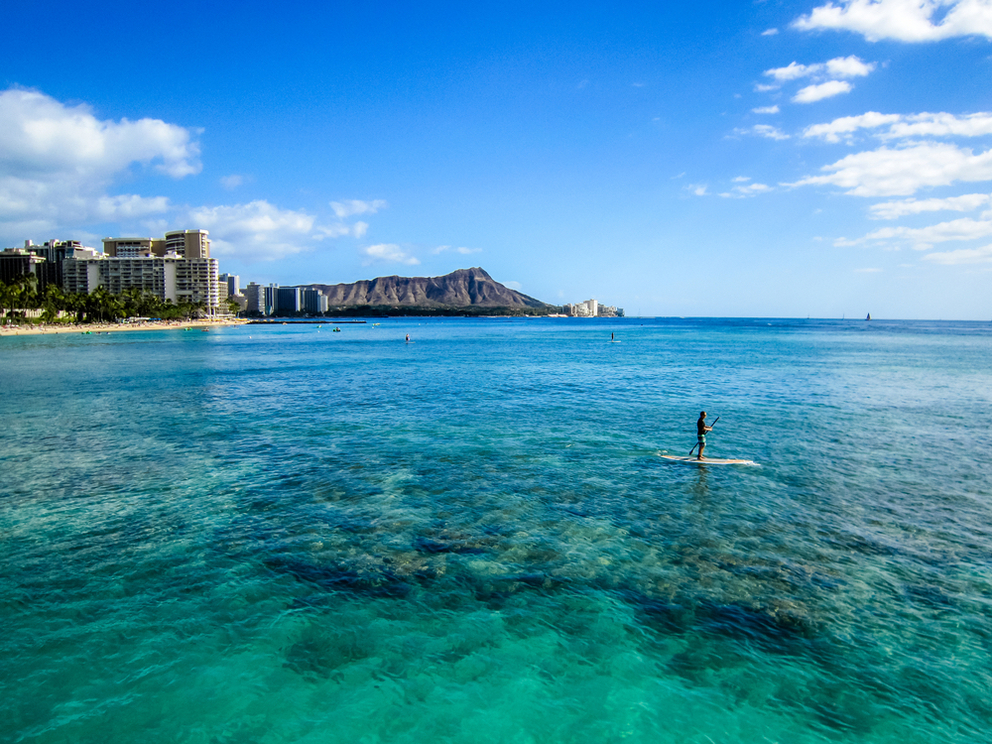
[[1, 276, 206, 324]]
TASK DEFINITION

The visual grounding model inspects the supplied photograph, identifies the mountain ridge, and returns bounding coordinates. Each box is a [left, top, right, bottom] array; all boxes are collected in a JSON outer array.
[[303, 267, 550, 309]]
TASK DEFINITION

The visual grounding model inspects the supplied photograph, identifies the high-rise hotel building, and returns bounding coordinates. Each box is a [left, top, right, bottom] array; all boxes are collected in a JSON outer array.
[[62, 230, 221, 314]]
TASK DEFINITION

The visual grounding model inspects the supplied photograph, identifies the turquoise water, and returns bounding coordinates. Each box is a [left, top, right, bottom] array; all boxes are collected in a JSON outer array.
[[2, 318, 991, 743]]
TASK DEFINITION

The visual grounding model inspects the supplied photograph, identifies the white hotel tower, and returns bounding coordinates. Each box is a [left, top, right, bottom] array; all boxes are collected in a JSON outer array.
[[62, 230, 221, 314]]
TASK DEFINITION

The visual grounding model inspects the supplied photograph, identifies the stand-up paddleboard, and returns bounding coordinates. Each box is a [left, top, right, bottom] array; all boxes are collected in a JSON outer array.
[[660, 454, 757, 466]]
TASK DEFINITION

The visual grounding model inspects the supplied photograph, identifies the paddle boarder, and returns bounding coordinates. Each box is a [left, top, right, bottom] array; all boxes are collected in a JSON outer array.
[[696, 411, 713, 460]]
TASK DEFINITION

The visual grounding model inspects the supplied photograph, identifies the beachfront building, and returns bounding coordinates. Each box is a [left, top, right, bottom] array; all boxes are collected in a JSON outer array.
[[102, 229, 211, 260], [61, 230, 221, 315], [302, 287, 329, 314], [564, 299, 598, 317], [22, 240, 84, 288], [242, 283, 328, 316], [243, 282, 277, 316], [563, 299, 624, 317], [1, 240, 89, 290], [1, 248, 46, 286], [277, 286, 302, 314], [218, 273, 246, 314], [219, 273, 240, 297]]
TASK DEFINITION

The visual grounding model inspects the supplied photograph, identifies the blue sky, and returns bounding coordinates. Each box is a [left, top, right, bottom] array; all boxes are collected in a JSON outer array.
[[2, 0, 991, 318]]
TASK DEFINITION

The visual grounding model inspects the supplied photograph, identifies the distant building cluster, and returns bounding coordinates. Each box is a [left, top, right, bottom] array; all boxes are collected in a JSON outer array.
[[563, 299, 624, 317], [0, 240, 81, 291], [1, 230, 223, 315], [239, 281, 329, 316]]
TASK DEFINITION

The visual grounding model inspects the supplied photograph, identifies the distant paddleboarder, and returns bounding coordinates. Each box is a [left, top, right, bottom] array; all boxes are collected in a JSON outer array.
[[405, 333, 410, 343], [695, 411, 713, 460]]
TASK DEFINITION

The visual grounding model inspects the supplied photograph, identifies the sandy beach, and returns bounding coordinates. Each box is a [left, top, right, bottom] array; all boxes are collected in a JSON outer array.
[[0, 318, 247, 337]]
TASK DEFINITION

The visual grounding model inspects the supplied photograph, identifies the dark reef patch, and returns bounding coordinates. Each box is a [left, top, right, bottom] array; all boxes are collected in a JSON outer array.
[[267, 557, 412, 598]]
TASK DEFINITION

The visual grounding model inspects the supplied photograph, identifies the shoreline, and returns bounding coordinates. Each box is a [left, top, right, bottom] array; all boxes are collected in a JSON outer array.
[[0, 318, 248, 337]]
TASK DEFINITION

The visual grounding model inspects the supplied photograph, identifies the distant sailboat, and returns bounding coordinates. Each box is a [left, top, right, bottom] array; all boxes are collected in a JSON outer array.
[[866, 313, 871, 321]]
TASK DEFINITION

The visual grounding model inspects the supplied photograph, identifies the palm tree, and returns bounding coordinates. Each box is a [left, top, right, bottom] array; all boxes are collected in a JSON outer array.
[[177, 299, 203, 321], [40, 285, 66, 323], [85, 287, 108, 323], [1, 274, 38, 321], [0, 281, 10, 325]]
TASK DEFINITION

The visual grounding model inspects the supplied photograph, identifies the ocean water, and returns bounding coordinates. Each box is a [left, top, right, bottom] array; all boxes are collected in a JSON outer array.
[[2, 317, 991, 744]]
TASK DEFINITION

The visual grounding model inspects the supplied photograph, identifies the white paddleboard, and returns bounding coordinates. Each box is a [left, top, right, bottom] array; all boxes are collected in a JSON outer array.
[[660, 454, 757, 466]]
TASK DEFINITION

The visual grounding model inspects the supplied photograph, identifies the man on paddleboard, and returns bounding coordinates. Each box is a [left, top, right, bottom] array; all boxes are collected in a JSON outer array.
[[696, 411, 713, 460]]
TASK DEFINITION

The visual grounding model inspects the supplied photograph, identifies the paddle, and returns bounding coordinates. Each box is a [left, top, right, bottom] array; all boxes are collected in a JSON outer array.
[[688, 416, 720, 455]]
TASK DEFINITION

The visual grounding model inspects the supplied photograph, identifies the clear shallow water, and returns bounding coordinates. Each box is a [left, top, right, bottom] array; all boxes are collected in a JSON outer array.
[[2, 318, 991, 743]]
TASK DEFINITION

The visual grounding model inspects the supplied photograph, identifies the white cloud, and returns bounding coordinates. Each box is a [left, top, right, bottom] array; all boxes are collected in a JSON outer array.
[[793, 80, 853, 103], [752, 105, 781, 114], [505, 280, 523, 290], [765, 61, 819, 82], [888, 112, 992, 139], [758, 56, 871, 106], [0, 87, 200, 241], [764, 56, 875, 81], [848, 216, 992, 249], [803, 111, 902, 141], [762, 28, 780, 35], [790, 142, 992, 196], [0, 87, 200, 179], [754, 83, 780, 92], [220, 174, 244, 189], [314, 221, 371, 240], [825, 56, 877, 78], [793, 0, 992, 42], [736, 124, 790, 140], [732, 176, 752, 182], [868, 193, 991, 219], [757, 126, 790, 139], [94, 194, 171, 220], [855, 267, 883, 272], [187, 200, 320, 261], [362, 243, 420, 265], [922, 244, 992, 264], [686, 183, 708, 196], [804, 111, 992, 142], [721, 182, 773, 198], [330, 199, 387, 218]]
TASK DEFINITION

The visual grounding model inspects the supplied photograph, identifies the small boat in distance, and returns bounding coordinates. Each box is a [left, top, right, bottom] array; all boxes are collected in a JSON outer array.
[[866, 313, 872, 321]]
